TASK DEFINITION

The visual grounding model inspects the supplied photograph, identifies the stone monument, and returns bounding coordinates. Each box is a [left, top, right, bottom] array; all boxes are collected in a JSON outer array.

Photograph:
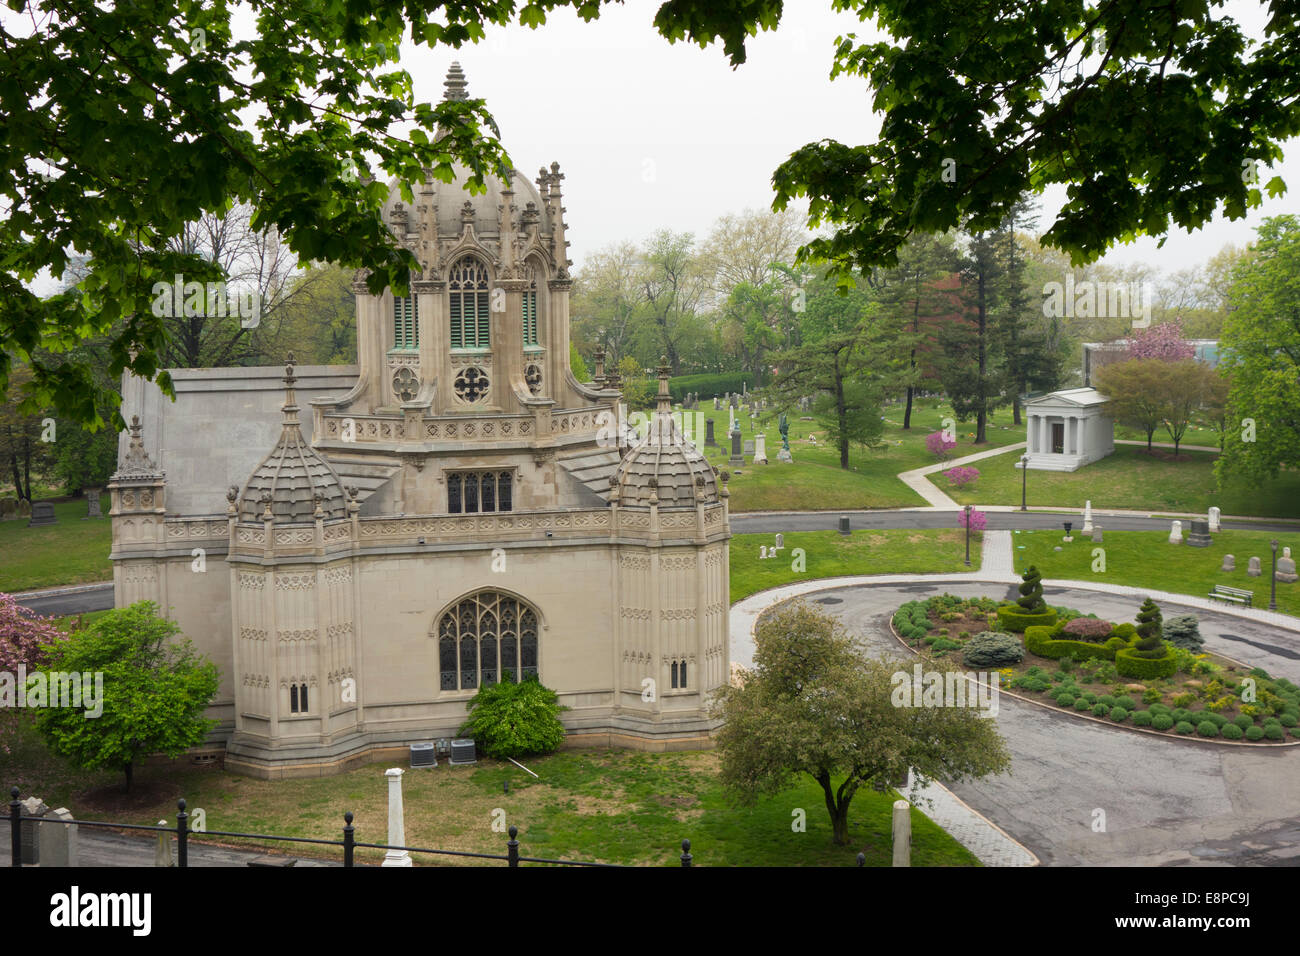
[[754, 432, 768, 464], [84, 488, 103, 519], [777, 413, 793, 463], [27, 501, 56, 527], [728, 424, 744, 466], [1278, 547, 1298, 583], [1187, 520, 1211, 547], [1168, 520, 1182, 544], [1247, 556, 1262, 577], [704, 418, 717, 448], [1221, 554, 1235, 572], [1208, 506, 1221, 533], [1081, 500, 1093, 535], [383, 768, 412, 867], [1091, 526, 1103, 543]]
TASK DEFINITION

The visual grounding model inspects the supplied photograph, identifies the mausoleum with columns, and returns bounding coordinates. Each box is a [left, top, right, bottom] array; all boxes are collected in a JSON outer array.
[[1019, 387, 1114, 472], [107, 64, 732, 778]]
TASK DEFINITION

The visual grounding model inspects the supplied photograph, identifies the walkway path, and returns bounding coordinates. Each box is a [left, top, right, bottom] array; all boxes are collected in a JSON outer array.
[[896, 442, 1026, 509]]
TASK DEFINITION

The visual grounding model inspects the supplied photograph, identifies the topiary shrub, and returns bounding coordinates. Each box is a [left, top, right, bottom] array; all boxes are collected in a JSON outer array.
[[1132, 597, 1166, 659], [1203, 712, 1229, 728], [1197, 720, 1219, 738], [1175, 721, 1195, 735], [458, 673, 569, 759], [1221, 723, 1244, 740], [1132, 710, 1153, 726], [1017, 565, 1047, 613], [1082, 692, 1098, 704], [1098, 695, 1117, 708], [1152, 714, 1175, 731], [1062, 617, 1114, 641], [1142, 687, 1163, 705], [1233, 714, 1253, 730], [1092, 702, 1109, 717], [1264, 725, 1285, 740], [1116, 646, 1177, 680], [1110, 622, 1138, 642], [1279, 714, 1298, 728], [961, 632, 1025, 668], [1164, 614, 1204, 651], [1148, 702, 1171, 715], [1171, 708, 1190, 723], [1110, 706, 1128, 722], [1245, 725, 1265, 741], [1114, 695, 1137, 711], [1024, 625, 1114, 660], [1074, 698, 1091, 711], [931, 637, 961, 652]]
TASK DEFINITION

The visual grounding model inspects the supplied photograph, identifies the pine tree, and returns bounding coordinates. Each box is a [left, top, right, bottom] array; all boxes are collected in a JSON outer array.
[[1016, 566, 1046, 613], [1134, 598, 1167, 658]]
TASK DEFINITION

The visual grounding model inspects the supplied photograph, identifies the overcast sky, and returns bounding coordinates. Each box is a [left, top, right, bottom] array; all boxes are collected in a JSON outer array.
[[398, 0, 1297, 276]]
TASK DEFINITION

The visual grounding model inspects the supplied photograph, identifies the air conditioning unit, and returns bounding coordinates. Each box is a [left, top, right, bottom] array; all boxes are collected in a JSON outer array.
[[409, 742, 437, 768], [449, 738, 477, 765]]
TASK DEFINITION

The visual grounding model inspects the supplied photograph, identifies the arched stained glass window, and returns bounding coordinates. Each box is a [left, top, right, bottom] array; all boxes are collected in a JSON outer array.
[[437, 592, 541, 692]]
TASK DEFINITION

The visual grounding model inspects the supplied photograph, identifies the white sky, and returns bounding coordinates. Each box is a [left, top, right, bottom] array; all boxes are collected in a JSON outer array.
[[398, 0, 1297, 275]]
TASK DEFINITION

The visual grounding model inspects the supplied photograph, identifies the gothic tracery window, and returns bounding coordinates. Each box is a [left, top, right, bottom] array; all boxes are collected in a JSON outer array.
[[449, 257, 491, 349], [448, 470, 513, 514], [438, 592, 539, 691]]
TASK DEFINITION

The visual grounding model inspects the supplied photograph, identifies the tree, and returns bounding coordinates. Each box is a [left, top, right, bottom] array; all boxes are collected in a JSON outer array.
[[459, 673, 568, 759], [712, 601, 1010, 846], [34, 602, 219, 791], [637, 230, 707, 374], [258, 263, 358, 366], [571, 241, 644, 367], [1133, 599, 1165, 659], [1155, 359, 1220, 457], [0, 593, 64, 756], [720, 280, 783, 385], [1217, 215, 1300, 483], [1095, 359, 1174, 451], [698, 206, 808, 307], [0, 364, 56, 501], [1127, 321, 1195, 362], [770, 0, 1294, 278], [1017, 566, 1046, 614]]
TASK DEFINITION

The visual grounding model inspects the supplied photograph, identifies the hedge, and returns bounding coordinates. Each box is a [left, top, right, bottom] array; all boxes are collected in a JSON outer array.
[[1024, 625, 1118, 661], [997, 605, 1059, 633], [668, 372, 765, 403], [1115, 646, 1178, 680]]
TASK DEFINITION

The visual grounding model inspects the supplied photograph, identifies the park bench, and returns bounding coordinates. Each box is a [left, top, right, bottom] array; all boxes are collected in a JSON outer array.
[[1208, 585, 1252, 608]]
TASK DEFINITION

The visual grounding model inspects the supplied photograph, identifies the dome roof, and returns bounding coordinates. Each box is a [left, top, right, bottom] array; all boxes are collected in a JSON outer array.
[[239, 357, 348, 524], [612, 363, 719, 508]]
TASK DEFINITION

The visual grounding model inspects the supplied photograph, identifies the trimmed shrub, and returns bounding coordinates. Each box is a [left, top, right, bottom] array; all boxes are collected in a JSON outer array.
[[1164, 614, 1204, 651], [1115, 646, 1177, 680], [1132, 597, 1166, 659], [1073, 697, 1091, 711], [1142, 688, 1163, 705], [1171, 692, 1196, 708], [1291, 725, 1300, 738], [1202, 712, 1229, 728], [1062, 617, 1114, 641], [1110, 707, 1128, 722], [1103, 636, 1131, 654], [1110, 623, 1138, 642], [1221, 723, 1244, 740], [1278, 713, 1298, 728], [998, 606, 1059, 633], [961, 632, 1026, 668], [1233, 714, 1253, 730], [1132, 710, 1153, 726], [1245, 725, 1265, 741], [1114, 695, 1137, 711], [1017, 566, 1047, 613], [931, 637, 961, 652], [1098, 695, 1117, 708], [1055, 692, 1076, 707], [667, 371, 765, 402], [458, 674, 568, 759], [1197, 721, 1219, 738], [1152, 714, 1175, 731], [1091, 702, 1109, 717], [1171, 708, 1191, 724], [1265, 725, 1285, 740], [1082, 692, 1098, 704], [1024, 625, 1114, 660], [1175, 721, 1195, 735]]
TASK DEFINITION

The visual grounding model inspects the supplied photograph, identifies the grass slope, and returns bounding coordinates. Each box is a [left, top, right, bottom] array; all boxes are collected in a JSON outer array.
[[0, 495, 112, 593]]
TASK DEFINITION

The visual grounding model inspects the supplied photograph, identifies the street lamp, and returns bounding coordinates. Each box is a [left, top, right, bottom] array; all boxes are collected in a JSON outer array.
[[1270, 539, 1279, 611], [1020, 454, 1030, 512], [964, 505, 972, 567]]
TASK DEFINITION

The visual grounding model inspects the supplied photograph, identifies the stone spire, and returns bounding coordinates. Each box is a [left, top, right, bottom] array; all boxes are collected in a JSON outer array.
[[113, 415, 163, 479], [442, 62, 469, 102]]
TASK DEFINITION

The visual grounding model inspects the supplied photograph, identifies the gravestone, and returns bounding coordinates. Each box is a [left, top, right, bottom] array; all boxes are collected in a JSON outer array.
[[1278, 547, 1298, 583], [1186, 520, 1211, 548], [730, 393, 738, 409], [1168, 520, 1182, 544], [743, 439, 755, 457], [84, 487, 103, 519], [728, 428, 744, 466], [754, 433, 768, 464], [704, 418, 717, 448], [0, 497, 15, 520], [39, 807, 78, 867], [1091, 526, 1103, 544], [760, 545, 769, 559], [27, 501, 56, 528], [713, 397, 720, 410], [838, 516, 851, 536], [774, 532, 784, 550], [20, 796, 49, 864], [1208, 506, 1221, 533], [1081, 500, 1093, 535], [1247, 556, 1262, 577], [1221, 554, 1235, 572]]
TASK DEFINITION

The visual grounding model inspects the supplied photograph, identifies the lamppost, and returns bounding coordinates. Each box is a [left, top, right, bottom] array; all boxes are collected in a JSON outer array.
[[1270, 539, 1279, 611], [964, 505, 972, 567], [1020, 454, 1030, 512]]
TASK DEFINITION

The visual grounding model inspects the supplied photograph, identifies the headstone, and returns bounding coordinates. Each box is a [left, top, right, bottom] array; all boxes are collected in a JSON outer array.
[[16, 499, 31, 518], [1168, 520, 1182, 544], [774, 532, 784, 550], [1091, 526, 1103, 544], [704, 418, 717, 447], [1081, 500, 1093, 535], [0, 497, 15, 520], [760, 545, 769, 559], [730, 393, 738, 409], [892, 799, 911, 868], [20, 797, 48, 865], [39, 807, 78, 867], [28, 501, 56, 528], [1247, 556, 1262, 577], [1278, 547, 1298, 583], [1208, 506, 1221, 533], [155, 820, 174, 867], [84, 488, 103, 519], [743, 439, 755, 457], [713, 397, 720, 410], [838, 516, 851, 536], [1186, 520, 1211, 548], [383, 768, 412, 867], [1221, 554, 1235, 572], [729, 428, 744, 466], [754, 433, 768, 464]]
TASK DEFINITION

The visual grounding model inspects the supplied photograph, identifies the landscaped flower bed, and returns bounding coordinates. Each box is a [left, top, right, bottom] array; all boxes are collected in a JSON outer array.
[[890, 592, 1300, 743]]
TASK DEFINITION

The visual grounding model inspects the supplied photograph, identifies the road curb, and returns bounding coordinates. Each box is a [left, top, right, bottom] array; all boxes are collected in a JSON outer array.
[[10, 581, 113, 599]]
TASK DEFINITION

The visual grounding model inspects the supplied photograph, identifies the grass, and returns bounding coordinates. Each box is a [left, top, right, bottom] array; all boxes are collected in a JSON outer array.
[[3, 721, 978, 867], [0, 494, 112, 593], [1011, 529, 1300, 618], [942, 445, 1300, 519], [696, 398, 1026, 512], [730, 529, 981, 604]]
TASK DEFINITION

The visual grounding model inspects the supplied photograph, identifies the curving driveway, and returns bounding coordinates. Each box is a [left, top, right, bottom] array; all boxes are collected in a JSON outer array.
[[733, 578, 1300, 866]]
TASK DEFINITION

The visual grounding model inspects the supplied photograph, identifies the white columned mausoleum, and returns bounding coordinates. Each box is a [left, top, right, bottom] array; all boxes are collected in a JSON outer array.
[[1019, 387, 1114, 472]]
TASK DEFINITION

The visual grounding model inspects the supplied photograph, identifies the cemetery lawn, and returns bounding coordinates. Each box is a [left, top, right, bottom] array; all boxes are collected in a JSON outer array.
[[730, 529, 979, 604], [942, 445, 1300, 519], [1013, 529, 1300, 618], [0, 494, 112, 593], [5, 727, 978, 866], [700, 399, 1025, 512]]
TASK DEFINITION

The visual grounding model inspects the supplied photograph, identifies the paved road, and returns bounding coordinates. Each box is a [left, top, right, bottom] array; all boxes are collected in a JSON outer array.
[[732, 510, 1300, 535], [18, 583, 114, 616], [768, 580, 1300, 866]]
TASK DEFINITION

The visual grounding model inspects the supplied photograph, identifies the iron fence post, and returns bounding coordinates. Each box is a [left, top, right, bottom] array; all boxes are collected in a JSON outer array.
[[680, 838, 692, 867], [507, 825, 519, 867], [343, 811, 354, 867], [9, 787, 19, 868], [176, 799, 188, 868]]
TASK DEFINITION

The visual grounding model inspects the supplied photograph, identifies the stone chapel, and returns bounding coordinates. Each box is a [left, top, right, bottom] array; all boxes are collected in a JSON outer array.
[[107, 64, 732, 778]]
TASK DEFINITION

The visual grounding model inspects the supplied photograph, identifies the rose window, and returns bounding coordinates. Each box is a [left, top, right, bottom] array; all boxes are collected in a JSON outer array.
[[525, 363, 543, 396], [392, 366, 419, 402], [454, 366, 490, 403]]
